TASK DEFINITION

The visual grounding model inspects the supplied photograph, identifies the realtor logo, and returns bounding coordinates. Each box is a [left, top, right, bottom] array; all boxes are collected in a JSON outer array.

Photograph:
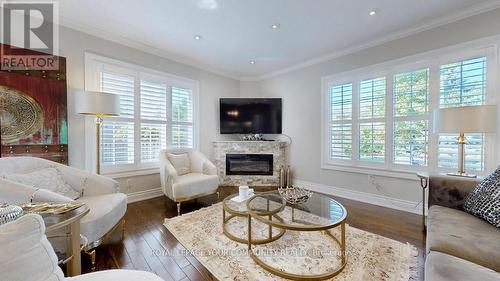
[[1, 1, 59, 70]]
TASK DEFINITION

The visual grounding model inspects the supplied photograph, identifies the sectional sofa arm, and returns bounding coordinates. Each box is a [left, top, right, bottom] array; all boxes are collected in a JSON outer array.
[[0, 178, 73, 205], [428, 175, 480, 210], [82, 174, 120, 196]]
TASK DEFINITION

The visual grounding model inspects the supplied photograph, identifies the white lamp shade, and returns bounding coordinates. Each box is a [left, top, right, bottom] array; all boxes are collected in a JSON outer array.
[[434, 105, 497, 134], [75, 91, 120, 117]]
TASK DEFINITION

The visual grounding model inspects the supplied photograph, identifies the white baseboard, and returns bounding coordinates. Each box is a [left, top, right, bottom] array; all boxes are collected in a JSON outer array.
[[294, 179, 422, 215], [127, 187, 163, 203]]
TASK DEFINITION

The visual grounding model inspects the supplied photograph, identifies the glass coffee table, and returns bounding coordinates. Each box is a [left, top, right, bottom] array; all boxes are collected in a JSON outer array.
[[222, 193, 286, 244], [246, 191, 348, 280]]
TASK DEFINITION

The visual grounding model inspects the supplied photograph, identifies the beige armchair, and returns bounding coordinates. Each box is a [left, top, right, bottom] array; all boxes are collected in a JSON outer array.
[[159, 148, 219, 215], [0, 157, 127, 266], [0, 213, 163, 281]]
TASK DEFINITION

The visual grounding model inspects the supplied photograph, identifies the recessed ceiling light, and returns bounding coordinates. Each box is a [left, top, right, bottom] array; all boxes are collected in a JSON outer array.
[[369, 9, 377, 16], [271, 23, 280, 30], [194, 35, 202, 40], [250, 60, 256, 65]]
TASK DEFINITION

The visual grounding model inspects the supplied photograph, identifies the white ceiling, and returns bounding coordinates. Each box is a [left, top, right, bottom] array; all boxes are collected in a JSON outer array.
[[57, 0, 500, 80]]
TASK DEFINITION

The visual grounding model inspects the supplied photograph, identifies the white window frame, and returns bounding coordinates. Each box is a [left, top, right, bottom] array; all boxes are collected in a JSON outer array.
[[321, 38, 499, 180], [84, 53, 200, 176]]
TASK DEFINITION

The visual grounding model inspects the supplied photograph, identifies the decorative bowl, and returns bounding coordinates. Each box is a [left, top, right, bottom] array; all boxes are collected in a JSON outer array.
[[0, 204, 23, 225], [278, 186, 313, 205]]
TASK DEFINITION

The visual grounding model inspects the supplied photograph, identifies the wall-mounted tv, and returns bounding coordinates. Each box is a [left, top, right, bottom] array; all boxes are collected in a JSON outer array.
[[220, 98, 282, 134]]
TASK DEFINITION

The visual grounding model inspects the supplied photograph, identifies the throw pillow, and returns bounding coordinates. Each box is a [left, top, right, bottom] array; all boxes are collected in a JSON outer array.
[[167, 153, 191, 176], [3, 168, 81, 200], [464, 166, 500, 227]]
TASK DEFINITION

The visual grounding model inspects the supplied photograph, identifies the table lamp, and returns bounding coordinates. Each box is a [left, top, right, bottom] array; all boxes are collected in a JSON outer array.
[[434, 105, 497, 177], [75, 91, 120, 174]]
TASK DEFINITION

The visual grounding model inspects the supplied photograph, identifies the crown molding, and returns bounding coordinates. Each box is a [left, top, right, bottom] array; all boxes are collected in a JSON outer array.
[[241, 1, 500, 81], [53, 2, 500, 82]]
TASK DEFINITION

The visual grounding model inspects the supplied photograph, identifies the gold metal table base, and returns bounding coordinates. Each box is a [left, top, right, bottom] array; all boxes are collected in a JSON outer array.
[[222, 209, 286, 244], [247, 216, 347, 281]]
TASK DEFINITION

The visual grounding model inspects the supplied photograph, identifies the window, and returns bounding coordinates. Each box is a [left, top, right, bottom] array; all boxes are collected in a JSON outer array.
[[322, 46, 495, 177], [393, 69, 429, 166], [172, 87, 194, 148], [140, 79, 168, 162], [438, 57, 487, 172], [359, 77, 386, 162], [85, 53, 199, 174], [100, 72, 135, 165], [329, 83, 352, 160]]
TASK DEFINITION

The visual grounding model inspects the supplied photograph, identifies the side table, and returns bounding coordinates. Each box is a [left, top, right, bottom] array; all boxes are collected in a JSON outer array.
[[416, 172, 429, 230], [42, 204, 90, 276]]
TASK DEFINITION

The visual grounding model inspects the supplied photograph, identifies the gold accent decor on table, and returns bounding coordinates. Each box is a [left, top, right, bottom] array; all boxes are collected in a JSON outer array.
[[21, 202, 85, 215], [278, 186, 313, 205]]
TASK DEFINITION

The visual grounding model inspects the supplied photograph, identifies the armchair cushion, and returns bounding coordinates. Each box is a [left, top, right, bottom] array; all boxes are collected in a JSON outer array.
[[3, 168, 81, 200], [167, 153, 191, 176], [0, 214, 65, 281], [172, 173, 219, 201], [76, 193, 127, 243]]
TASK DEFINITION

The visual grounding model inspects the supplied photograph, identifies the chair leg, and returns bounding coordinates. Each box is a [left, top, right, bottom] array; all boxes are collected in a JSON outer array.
[[120, 219, 126, 240], [86, 249, 96, 271], [177, 202, 181, 216]]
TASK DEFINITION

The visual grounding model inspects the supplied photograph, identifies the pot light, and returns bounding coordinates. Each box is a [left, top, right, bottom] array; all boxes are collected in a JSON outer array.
[[194, 35, 202, 40], [369, 9, 377, 16], [250, 60, 256, 65], [271, 23, 280, 30]]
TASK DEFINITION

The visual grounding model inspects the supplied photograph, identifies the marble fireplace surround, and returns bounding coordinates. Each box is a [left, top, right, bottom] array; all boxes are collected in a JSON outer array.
[[213, 141, 287, 186]]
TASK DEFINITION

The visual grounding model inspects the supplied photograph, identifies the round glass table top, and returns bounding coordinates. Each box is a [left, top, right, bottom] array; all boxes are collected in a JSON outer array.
[[246, 191, 347, 230], [223, 193, 285, 216]]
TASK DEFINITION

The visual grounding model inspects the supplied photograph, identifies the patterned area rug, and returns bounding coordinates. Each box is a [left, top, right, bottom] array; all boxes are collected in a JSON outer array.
[[164, 203, 418, 281]]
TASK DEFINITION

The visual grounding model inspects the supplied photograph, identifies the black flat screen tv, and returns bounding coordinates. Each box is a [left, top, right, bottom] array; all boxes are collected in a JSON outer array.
[[219, 98, 282, 134]]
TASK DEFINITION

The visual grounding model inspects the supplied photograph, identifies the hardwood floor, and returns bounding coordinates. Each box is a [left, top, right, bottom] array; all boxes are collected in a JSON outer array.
[[80, 186, 426, 280]]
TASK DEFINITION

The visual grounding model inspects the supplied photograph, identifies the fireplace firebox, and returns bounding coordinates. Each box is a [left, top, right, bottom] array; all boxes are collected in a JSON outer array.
[[225, 154, 273, 176]]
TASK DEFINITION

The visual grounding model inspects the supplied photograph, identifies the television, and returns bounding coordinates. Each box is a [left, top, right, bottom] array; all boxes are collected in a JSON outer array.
[[219, 98, 282, 134]]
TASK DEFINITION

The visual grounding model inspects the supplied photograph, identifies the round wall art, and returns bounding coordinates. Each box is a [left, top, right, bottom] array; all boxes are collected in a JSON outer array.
[[0, 86, 44, 142]]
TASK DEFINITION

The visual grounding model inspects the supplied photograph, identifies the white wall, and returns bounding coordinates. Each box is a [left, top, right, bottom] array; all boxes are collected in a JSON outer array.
[[239, 8, 500, 211], [59, 25, 240, 194]]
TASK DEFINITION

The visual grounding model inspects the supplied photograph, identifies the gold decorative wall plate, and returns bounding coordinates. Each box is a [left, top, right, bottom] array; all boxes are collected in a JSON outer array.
[[0, 86, 44, 142]]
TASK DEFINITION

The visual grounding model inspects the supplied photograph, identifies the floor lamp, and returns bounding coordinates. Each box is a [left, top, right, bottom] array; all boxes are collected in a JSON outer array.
[[434, 105, 497, 178], [75, 91, 120, 174]]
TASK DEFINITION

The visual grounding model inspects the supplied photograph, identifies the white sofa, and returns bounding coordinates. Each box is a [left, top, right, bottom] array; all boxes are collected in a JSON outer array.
[[159, 148, 219, 215], [0, 157, 127, 262], [0, 213, 162, 281]]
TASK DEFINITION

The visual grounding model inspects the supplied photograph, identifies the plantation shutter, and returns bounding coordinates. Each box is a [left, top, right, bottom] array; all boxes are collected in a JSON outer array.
[[100, 71, 135, 165], [438, 57, 487, 171], [171, 86, 194, 148], [358, 77, 385, 162], [392, 69, 430, 166], [329, 83, 353, 160], [140, 80, 167, 162]]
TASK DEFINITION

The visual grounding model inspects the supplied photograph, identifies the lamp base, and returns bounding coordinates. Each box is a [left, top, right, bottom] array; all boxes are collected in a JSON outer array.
[[446, 172, 478, 178]]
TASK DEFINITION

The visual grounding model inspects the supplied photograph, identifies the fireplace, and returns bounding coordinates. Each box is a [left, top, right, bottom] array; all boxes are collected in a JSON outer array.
[[225, 154, 273, 176]]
